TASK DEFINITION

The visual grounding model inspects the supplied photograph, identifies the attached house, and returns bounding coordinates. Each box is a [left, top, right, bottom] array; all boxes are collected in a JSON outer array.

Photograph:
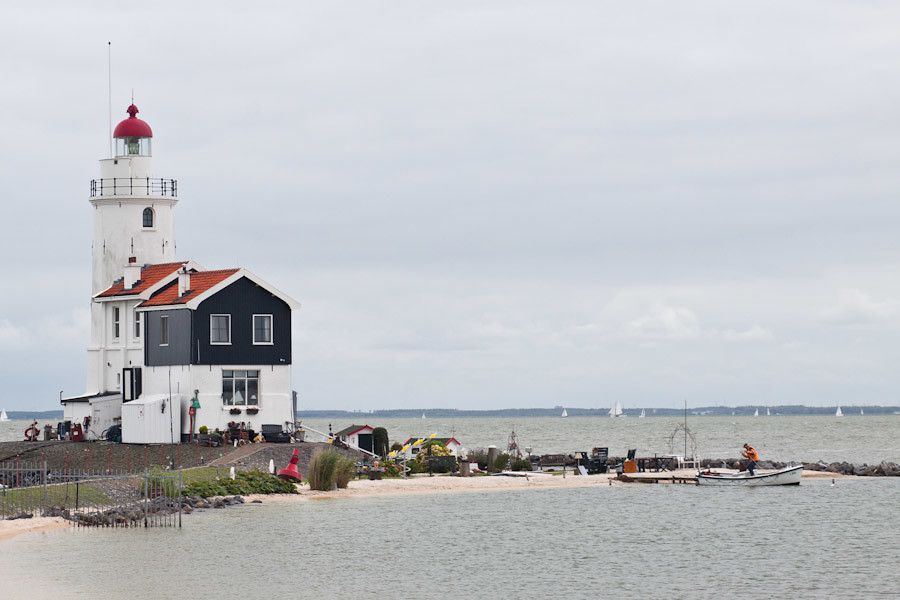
[[135, 266, 299, 441]]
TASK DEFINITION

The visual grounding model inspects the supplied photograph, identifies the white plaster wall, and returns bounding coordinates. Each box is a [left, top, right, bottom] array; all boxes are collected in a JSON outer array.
[[141, 364, 293, 435], [91, 200, 177, 294], [87, 299, 144, 395], [63, 402, 92, 425]]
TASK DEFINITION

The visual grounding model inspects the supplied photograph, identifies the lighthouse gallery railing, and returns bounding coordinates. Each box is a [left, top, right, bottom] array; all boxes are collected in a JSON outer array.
[[90, 178, 178, 198]]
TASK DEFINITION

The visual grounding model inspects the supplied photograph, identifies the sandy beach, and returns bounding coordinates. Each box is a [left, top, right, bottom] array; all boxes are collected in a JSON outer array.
[[245, 468, 848, 504], [0, 516, 68, 541]]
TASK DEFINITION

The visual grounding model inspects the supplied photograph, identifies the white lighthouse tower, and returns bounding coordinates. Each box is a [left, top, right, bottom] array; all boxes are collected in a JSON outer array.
[[74, 103, 182, 417], [91, 103, 177, 293]]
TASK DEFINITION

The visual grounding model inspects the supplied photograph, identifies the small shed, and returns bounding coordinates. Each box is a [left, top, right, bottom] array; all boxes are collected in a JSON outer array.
[[334, 424, 375, 453], [89, 394, 122, 439], [122, 394, 182, 444]]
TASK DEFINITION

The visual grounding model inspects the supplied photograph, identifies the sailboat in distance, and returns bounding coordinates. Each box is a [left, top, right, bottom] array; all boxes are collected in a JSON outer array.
[[766, 406, 771, 416], [0, 409, 8, 422], [639, 408, 646, 418], [560, 408, 568, 418], [753, 408, 759, 417], [835, 406, 843, 417], [609, 401, 623, 418]]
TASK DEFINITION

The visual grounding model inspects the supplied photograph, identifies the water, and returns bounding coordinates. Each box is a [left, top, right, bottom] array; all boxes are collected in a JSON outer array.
[[4, 415, 899, 463], [299, 415, 900, 463], [1, 478, 898, 599]]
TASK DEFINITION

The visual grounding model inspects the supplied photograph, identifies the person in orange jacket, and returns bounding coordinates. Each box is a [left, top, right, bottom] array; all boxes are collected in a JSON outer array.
[[742, 443, 760, 476]]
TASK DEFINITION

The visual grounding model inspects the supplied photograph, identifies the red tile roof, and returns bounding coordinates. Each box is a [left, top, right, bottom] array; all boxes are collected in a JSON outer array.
[[139, 268, 239, 307], [96, 262, 187, 297]]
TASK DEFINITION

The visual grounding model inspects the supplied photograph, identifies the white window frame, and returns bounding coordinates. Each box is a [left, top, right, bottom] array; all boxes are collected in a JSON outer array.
[[252, 314, 273, 345], [221, 369, 260, 406], [210, 314, 232, 345], [159, 315, 169, 346], [134, 310, 141, 339], [112, 306, 120, 340]]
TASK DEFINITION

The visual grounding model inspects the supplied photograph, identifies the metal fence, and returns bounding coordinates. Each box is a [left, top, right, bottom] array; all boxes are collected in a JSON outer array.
[[90, 177, 178, 198], [0, 460, 183, 528]]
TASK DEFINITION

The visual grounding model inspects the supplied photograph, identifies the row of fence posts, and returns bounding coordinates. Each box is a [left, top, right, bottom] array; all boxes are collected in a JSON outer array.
[[0, 460, 182, 528]]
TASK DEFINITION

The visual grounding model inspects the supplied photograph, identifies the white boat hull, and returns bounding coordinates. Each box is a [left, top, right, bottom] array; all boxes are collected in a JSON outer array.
[[697, 465, 803, 487]]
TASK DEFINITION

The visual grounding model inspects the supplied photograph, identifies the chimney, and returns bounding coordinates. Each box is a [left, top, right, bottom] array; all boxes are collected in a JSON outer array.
[[177, 267, 191, 297], [123, 257, 141, 290]]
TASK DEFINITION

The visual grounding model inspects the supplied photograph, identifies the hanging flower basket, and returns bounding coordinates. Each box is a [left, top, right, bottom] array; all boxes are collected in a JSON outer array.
[[246, 407, 259, 415], [229, 408, 242, 415]]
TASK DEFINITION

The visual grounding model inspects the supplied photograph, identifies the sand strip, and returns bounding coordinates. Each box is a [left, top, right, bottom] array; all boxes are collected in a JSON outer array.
[[0, 517, 68, 542]]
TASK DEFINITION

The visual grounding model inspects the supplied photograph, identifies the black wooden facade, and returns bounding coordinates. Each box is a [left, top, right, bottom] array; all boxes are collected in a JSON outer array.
[[143, 276, 292, 367]]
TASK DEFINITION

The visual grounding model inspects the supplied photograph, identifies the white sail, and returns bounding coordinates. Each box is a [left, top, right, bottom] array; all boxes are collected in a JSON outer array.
[[753, 408, 759, 417], [421, 413, 426, 419], [0, 409, 8, 422], [766, 407, 771, 416], [835, 406, 843, 417], [859, 408, 864, 416], [560, 408, 568, 418], [609, 401, 623, 417], [639, 408, 646, 418]]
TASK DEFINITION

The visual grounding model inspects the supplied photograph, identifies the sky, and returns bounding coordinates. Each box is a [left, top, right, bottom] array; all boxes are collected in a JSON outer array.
[[1, 1, 900, 411]]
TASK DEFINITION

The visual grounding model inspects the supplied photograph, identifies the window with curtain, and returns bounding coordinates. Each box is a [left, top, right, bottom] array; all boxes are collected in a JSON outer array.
[[253, 314, 272, 344], [222, 370, 260, 406], [210, 314, 231, 344]]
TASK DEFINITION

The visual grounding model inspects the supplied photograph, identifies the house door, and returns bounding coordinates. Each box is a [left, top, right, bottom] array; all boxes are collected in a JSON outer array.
[[357, 433, 374, 453], [122, 368, 142, 401]]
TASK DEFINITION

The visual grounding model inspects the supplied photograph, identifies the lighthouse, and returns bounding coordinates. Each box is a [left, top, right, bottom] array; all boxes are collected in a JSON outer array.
[[63, 100, 298, 444], [90, 103, 177, 294]]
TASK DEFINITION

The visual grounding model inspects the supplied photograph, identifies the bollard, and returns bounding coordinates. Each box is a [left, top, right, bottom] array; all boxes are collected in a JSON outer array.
[[487, 445, 498, 473]]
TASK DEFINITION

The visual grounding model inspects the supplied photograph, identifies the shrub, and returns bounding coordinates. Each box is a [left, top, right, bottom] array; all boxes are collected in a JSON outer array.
[[182, 470, 296, 497], [198, 425, 209, 435], [510, 457, 533, 472], [390, 442, 403, 452], [373, 427, 390, 457], [381, 460, 403, 478], [308, 449, 357, 491]]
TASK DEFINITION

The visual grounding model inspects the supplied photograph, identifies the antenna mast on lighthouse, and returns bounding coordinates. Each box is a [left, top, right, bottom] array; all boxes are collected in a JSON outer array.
[[107, 41, 112, 158]]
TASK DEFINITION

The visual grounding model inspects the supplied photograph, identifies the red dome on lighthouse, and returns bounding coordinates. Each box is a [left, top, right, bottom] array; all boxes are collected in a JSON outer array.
[[113, 104, 153, 138]]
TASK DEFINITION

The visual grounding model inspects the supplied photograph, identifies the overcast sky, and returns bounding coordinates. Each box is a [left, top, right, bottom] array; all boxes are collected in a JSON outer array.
[[2, 1, 900, 411]]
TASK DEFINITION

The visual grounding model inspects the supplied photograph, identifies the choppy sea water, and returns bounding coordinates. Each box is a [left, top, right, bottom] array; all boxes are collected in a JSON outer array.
[[1, 478, 898, 599], [3, 415, 899, 463], [299, 415, 900, 463]]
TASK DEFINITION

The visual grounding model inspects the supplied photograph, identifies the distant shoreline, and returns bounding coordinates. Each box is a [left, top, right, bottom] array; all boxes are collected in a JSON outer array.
[[296, 405, 899, 418], [3, 405, 899, 420]]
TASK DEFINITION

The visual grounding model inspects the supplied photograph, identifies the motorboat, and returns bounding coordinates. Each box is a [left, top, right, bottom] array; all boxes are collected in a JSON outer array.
[[697, 465, 803, 487]]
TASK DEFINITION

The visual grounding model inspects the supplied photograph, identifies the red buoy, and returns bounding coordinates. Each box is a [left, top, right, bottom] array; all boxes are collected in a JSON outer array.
[[277, 447, 303, 482]]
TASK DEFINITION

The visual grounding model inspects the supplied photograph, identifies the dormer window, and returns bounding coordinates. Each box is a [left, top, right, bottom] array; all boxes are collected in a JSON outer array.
[[143, 207, 154, 228]]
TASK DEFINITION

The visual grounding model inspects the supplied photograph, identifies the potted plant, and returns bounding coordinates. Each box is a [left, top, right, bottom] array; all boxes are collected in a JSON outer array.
[[197, 425, 210, 445], [246, 407, 259, 415], [229, 407, 241, 415]]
